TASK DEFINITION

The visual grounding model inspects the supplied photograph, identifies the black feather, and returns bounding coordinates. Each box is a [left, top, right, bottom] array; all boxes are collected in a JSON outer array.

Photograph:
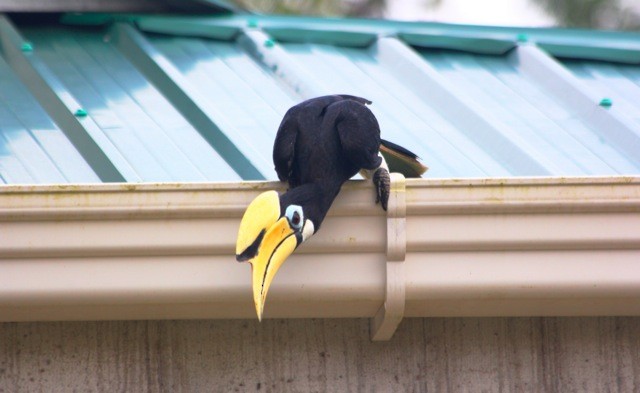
[[272, 95, 426, 230]]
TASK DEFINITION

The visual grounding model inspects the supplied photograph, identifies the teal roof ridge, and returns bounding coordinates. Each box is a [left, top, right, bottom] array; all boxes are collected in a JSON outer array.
[[62, 13, 640, 63]]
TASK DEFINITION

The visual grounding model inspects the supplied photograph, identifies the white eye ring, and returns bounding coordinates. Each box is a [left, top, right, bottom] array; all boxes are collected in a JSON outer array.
[[285, 205, 303, 230]]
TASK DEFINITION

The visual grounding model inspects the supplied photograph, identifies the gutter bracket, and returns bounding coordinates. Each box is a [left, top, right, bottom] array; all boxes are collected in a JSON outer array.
[[370, 172, 407, 341]]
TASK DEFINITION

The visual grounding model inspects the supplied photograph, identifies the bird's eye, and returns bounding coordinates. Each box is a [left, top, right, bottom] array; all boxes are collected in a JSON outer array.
[[285, 205, 303, 230]]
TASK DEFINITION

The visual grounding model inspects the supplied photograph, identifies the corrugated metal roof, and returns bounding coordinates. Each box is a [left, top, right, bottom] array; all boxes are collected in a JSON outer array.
[[0, 12, 639, 183], [0, 53, 100, 183], [19, 24, 240, 182]]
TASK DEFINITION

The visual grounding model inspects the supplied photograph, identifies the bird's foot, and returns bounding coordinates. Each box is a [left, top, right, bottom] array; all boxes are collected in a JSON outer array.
[[373, 167, 390, 211]]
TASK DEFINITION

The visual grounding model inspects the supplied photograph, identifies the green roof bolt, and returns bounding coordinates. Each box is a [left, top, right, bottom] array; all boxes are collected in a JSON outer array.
[[599, 98, 612, 107], [74, 108, 88, 117], [516, 33, 528, 43], [247, 18, 258, 28], [21, 42, 33, 52], [264, 38, 275, 48]]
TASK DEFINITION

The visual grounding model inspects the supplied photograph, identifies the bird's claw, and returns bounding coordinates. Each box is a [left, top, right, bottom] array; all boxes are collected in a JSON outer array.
[[373, 168, 390, 211]]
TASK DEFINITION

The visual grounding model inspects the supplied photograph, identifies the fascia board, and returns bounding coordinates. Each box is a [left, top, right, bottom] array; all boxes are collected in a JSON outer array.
[[1, 176, 639, 322]]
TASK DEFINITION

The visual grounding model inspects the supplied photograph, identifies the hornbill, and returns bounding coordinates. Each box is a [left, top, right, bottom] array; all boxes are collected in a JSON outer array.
[[235, 95, 427, 320]]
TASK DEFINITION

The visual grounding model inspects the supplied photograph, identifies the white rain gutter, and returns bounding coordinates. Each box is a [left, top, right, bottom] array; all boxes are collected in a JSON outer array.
[[1, 176, 640, 340]]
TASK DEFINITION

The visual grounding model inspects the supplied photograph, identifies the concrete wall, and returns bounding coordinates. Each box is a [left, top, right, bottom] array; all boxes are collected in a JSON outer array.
[[1, 317, 639, 392]]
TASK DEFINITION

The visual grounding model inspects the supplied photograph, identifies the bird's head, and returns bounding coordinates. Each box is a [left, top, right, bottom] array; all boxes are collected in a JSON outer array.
[[235, 190, 315, 321]]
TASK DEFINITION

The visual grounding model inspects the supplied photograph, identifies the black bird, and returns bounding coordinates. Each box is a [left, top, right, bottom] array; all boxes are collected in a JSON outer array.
[[235, 95, 427, 320]]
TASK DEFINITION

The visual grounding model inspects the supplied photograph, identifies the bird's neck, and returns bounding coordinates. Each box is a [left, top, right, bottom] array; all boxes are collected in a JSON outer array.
[[280, 181, 342, 230]]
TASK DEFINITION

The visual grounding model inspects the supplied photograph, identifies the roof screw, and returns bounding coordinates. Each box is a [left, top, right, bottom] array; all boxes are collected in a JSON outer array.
[[74, 108, 88, 117], [516, 33, 528, 43], [247, 18, 258, 28], [21, 42, 33, 52], [264, 38, 275, 48], [599, 98, 612, 107]]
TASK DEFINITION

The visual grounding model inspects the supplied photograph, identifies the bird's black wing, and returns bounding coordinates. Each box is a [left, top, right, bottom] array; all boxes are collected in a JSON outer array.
[[273, 105, 301, 186], [274, 95, 374, 186], [331, 99, 382, 171], [329, 98, 389, 209]]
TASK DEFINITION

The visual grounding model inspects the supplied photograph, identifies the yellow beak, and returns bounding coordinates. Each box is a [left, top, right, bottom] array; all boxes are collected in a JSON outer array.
[[236, 191, 298, 321]]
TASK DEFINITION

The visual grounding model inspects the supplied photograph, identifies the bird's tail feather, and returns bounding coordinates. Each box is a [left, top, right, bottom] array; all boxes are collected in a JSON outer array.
[[380, 139, 428, 178]]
